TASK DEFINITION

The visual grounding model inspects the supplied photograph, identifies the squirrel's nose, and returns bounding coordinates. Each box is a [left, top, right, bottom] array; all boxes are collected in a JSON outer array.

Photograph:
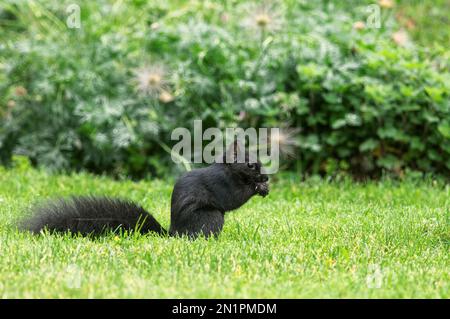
[[260, 175, 268, 182]]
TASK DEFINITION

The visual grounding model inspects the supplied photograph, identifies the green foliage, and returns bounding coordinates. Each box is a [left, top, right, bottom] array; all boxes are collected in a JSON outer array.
[[396, 0, 450, 47], [0, 0, 449, 178], [0, 168, 449, 298]]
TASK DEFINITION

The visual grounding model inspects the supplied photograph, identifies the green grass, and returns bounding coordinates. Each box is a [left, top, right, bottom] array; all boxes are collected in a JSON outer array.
[[0, 167, 448, 298]]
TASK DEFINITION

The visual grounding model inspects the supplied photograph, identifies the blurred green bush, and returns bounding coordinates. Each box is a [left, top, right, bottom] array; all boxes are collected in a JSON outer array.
[[0, 0, 449, 178]]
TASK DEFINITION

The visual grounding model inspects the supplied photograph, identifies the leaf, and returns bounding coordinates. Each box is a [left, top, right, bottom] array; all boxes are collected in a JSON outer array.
[[377, 155, 401, 170], [410, 137, 425, 151], [331, 119, 347, 129], [425, 87, 444, 103], [377, 127, 408, 142], [323, 93, 342, 104], [359, 139, 379, 152], [427, 149, 442, 161], [437, 122, 450, 139], [345, 113, 361, 126], [297, 63, 327, 80]]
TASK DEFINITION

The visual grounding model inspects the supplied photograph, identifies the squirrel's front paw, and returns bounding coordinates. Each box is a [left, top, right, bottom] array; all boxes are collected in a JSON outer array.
[[255, 182, 269, 197]]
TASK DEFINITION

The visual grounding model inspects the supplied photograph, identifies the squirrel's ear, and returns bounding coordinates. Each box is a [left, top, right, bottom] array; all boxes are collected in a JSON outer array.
[[223, 139, 240, 164]]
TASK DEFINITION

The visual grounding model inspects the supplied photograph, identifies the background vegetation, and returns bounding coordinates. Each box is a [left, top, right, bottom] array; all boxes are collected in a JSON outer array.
[[0, 1, 448, 299], [0, 0, 449, 180]]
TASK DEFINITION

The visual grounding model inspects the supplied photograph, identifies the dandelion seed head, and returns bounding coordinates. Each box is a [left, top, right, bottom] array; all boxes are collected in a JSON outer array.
[[148, 73, 162, 86], [241, 1, 284, 33], [392, 29, 411, 47], [150, 22, 160, 30], [159, 90, 174, 103], [271, 127, 300, 158], [353, 21, 365, 30], [7, 100, 16, 108], [14, 86, 27, 97], [379, 0, 394, 9], [134, 64, 169, 97], [255, 13, 271, 28]]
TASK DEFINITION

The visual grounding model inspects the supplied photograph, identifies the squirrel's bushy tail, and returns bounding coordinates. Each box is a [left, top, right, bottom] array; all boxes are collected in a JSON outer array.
[[19, 196, 166, 236]]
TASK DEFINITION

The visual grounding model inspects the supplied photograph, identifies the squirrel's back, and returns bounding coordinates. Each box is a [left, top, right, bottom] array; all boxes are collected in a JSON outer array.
[[19, 196, 166, 236]]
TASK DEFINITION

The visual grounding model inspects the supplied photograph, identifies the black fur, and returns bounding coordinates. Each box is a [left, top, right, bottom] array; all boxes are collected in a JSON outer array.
[[20, 196, 166, 236], [169, 163, 267, 238], [20, 141, 269, 238]]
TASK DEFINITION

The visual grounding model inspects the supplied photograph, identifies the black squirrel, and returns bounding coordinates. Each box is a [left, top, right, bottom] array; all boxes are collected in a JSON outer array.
[[20, 140, 269, 238]]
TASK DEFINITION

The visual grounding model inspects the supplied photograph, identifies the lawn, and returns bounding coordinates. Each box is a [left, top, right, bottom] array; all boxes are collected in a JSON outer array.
[[0, 166, 448, 298]]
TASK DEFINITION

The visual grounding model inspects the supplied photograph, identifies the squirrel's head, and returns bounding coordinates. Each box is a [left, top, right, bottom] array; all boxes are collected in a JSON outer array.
[[221, 140, 269, 196]]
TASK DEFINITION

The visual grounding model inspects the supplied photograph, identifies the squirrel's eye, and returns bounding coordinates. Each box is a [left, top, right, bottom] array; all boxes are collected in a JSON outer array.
[[247, 163, 255, 169]]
